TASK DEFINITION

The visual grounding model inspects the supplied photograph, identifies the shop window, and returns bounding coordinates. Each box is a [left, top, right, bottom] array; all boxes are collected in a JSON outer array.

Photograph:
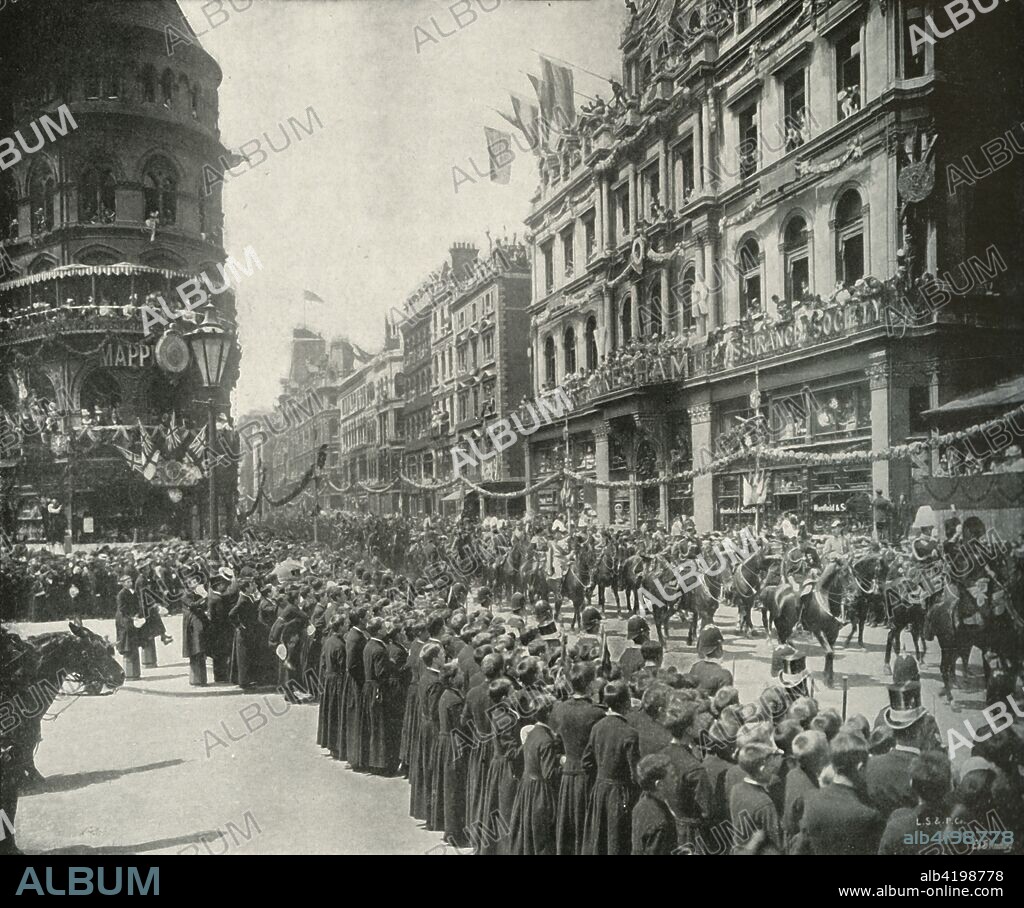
[[783, 215, 810, 301], [771, 394, 809, 442], [836, 27, 862, 120], [738, 238, 761, 319], [835, 189, 864, 285]]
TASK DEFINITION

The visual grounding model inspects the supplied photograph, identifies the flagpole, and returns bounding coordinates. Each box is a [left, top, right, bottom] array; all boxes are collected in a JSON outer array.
[[754, 365, 762, 535]]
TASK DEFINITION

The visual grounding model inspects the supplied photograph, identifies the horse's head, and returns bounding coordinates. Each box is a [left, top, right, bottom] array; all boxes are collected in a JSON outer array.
[[59, 622, 126, 690]]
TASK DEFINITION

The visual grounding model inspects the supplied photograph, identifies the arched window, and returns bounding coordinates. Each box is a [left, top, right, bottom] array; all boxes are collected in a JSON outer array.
[[138, 65, 156, 103], [29, 162, 56, 233], [79, 167, 117, 223], [688, 11, 702, 37], [84, 67, 102, 100], [564, 326, 577, 374], [585, 315, 598, 370], [835, 189, 864, 284], [620, 295, 632, 344], [142, 159, 177, 225], [783, 215, 810, 300], [679, 265, 695, 330], [1, 172, 17, 239], [190, 85, 201, 120], [160, 70, 175, 108], [543, 336, 556, 386], [738, 238, 761, 319], [736, 0, 751, 31], [105, 62, 122, 99]]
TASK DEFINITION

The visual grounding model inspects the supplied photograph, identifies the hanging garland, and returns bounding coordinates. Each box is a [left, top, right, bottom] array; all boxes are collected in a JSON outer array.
[[263, 463, 316, 508], [398, 472, 461, 492], [236, 468, 266, 520], [561, 404, 1024, 490], [459, 470, 564, 500], [795, 140, 863, 178]]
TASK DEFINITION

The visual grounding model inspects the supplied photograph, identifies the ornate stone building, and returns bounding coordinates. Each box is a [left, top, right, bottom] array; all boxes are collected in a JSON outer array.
[[523, 0, 1023, 532], [0, 0, 241, 541]]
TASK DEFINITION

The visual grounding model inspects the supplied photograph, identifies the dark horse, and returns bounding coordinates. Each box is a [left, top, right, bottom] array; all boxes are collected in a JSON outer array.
[[771, 566, 845, 687], [562, 564, 590, 630], [731, 543, 773, 637], [593, 542, 622, 615], [4, 621, 126, 786], [923, 580, 989, 701], [844, 552, 887, 647]]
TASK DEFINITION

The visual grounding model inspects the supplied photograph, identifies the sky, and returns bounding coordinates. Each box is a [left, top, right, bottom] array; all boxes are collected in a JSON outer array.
[[178, 0, 627, 415]]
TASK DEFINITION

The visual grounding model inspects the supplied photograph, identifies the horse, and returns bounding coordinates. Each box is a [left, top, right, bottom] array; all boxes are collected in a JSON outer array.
[[844, 552, 887, 647], [619, 553, 647, 615], [4, 621, 125, 786], [562, 564, 590, 630], [680, 569, 724, 647], [923, 579, 989, 701], [731, 543, 773, 637], [494, 539, 524, 601], [592, 542, 622, 615], [770, 568, 845, 687]]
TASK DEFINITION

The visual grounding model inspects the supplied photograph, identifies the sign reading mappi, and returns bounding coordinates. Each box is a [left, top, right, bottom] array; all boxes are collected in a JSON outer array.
[[101, 340, 153, 368]]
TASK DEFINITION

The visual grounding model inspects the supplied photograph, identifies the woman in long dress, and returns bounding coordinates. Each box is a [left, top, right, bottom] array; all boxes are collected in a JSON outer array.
[[510, 692, 561, 855], [431, 662, 468, 845]]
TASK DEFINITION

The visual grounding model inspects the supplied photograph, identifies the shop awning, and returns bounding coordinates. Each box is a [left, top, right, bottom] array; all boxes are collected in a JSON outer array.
[[923, 375, 1024, 418], [441, 490, 464, 502], [0, 262, 194, 292]]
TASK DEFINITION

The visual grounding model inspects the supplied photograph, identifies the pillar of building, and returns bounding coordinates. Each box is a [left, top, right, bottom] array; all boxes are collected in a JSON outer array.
[[602, 284, 614, 356], [630, 280, 640, 340], [690, 401, 714, 532], [660, 264, 671, 333], [694, 110, 704, 195], [593, 422, 611, 525], [867, 350, 911, 505], [658, 135, 669, 209], [627, 162, 637, 234], [524, 440, 535, 517], [701, 94, 713, 192]]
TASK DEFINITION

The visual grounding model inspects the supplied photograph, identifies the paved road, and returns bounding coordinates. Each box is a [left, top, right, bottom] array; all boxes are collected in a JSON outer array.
[[7, 606, 993, 855]]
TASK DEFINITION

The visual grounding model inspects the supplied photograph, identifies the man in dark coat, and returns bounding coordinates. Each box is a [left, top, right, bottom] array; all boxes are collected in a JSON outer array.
[[207, 569, 239, 683], [114, 575, 142, 680], [182, 583, 209, 686], [582, 680, 640, 855], [801, 732, 884, 855], [865, 684, 932, 816], [551, 662, 606, 855], [228, 579, 262, 689]]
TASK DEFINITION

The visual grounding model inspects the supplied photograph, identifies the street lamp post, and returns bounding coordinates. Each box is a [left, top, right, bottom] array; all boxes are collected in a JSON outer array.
[[185, 315, 233, 540]]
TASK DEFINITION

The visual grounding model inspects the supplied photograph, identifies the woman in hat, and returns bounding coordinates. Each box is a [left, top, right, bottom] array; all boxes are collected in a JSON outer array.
[[510, 692, 561, 855], [431, 661, 469, 845], [182, 580, 210, 687], [228, 578, 263, 689]]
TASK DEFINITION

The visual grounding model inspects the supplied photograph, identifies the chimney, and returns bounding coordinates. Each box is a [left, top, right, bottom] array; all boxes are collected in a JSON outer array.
[[449, 242, 479, 281]]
